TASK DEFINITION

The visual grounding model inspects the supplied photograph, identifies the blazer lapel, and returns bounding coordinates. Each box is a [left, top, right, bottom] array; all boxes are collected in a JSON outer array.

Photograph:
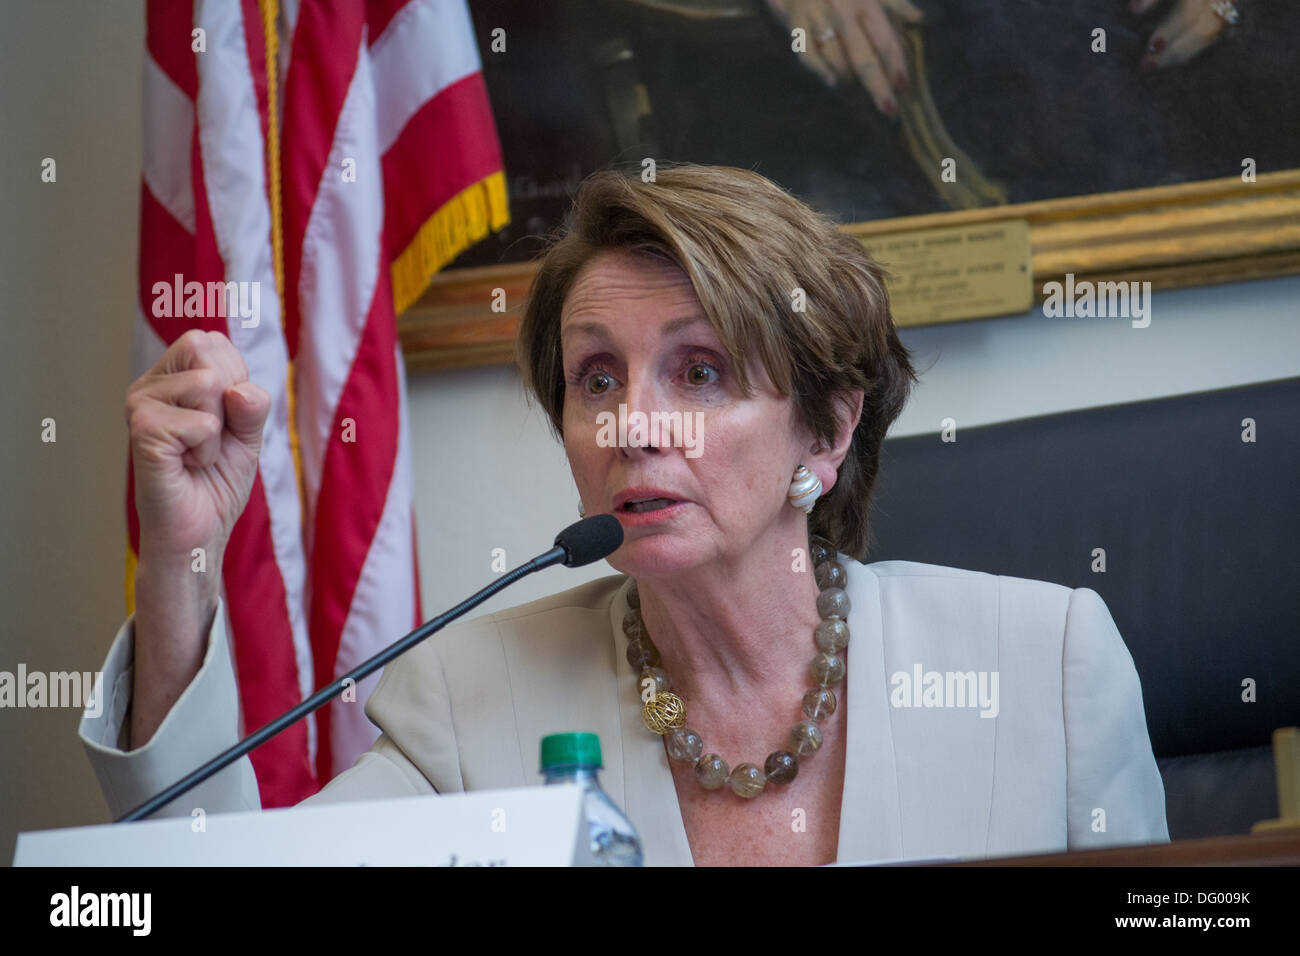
[[870, 561, 999, 860], [608, 576, 695, 866], [836, 557, 905, 863]]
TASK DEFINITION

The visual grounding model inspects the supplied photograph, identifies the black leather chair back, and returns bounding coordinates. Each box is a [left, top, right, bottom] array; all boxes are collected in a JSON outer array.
[[868, 377, 1300, 839]]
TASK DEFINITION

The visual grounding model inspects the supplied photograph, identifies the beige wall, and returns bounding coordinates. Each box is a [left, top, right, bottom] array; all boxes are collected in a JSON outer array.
[[3, 0, 1298, 862], [1, 2, 150, 862]]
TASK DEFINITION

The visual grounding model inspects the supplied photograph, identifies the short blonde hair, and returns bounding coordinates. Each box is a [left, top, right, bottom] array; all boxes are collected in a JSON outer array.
[[517, 164, 918, 561]]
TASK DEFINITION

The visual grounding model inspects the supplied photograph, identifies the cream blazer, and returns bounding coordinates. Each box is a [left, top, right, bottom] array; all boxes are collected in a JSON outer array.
[[80, 557, 1170, 865]]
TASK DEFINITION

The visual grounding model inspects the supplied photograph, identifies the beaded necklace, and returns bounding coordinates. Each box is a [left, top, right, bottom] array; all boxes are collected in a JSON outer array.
[[622, 535, 849, 797]]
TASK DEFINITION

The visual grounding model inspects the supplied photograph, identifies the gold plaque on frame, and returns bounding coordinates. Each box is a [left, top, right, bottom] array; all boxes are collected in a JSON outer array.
[[865, 220, 1033, 326]]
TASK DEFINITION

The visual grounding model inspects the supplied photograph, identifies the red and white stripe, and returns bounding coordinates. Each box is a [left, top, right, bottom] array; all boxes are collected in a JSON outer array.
[[133, 0, 317, 805], [132, 0, 504, 799]]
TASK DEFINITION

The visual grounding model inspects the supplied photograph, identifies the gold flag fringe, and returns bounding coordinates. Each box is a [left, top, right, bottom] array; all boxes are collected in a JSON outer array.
[[390, 171, 510, 317]]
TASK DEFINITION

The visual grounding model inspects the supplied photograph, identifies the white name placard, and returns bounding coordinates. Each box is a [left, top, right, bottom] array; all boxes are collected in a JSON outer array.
[[14, 784, 586, 867]]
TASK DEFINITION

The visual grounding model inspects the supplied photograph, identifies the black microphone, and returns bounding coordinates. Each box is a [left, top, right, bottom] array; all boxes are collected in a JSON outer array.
[[555, 513, 624, 567], [117, 515, 624, 822]]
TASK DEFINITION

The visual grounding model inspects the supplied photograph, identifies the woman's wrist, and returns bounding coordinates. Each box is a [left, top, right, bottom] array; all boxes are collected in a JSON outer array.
[[129, 546, 223, 749]]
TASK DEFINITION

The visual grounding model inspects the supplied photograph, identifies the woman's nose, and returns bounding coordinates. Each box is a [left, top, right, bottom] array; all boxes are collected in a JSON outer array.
[[621, 372, 668, 452]]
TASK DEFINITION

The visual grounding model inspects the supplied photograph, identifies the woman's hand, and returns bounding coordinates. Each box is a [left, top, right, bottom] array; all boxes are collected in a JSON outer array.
[[766, 0, 925, 118], [125, 329, 270, 748], [1132, 0, 1239, 70], [127, 329, 269, 566]]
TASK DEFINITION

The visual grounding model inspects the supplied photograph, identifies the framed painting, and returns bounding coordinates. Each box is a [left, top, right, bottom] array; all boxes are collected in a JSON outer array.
[[401, 0, 1300, 370]]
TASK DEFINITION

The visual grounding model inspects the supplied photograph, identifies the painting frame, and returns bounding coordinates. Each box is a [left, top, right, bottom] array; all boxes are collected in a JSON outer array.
[[398, 168, 1300, 371]]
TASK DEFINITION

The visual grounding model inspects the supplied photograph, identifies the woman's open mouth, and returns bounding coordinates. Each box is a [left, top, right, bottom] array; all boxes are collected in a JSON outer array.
[[621, 497, 677, 513]]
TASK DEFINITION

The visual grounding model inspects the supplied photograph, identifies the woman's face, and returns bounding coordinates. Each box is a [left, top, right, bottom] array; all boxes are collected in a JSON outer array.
[[560, 248, 820, 578]]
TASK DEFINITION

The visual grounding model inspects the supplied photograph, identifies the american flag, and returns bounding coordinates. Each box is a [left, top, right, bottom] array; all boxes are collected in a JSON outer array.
[[128, 0, 507, 805]]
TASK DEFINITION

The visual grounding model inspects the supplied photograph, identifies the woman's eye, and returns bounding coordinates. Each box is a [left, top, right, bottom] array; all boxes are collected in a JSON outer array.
[[684, 362, 718, 386], [587, 372, 613, 395]]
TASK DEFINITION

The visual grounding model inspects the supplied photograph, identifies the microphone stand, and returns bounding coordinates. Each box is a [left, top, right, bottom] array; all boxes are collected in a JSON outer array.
[[117, 544, 572, 823]]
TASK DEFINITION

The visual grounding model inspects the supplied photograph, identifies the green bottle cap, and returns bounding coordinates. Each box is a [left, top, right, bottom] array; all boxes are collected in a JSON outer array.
[[540, 732, 603, 771]]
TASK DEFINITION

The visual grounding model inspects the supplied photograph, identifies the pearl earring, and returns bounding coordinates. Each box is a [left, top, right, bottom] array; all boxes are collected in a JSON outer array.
[[578, 501, 587, 518], [788, 464, 822, 513]]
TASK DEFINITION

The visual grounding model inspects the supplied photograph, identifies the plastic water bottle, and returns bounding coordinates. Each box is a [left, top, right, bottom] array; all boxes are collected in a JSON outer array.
[[540, 732, 644, 866]]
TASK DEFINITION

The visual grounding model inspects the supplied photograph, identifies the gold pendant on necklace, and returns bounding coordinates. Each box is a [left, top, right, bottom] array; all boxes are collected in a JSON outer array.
[[642, 691, 687, 734]]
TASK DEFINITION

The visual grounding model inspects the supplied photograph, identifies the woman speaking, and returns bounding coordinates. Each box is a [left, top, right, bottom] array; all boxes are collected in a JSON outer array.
[[80, 165, 1168, 866]]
